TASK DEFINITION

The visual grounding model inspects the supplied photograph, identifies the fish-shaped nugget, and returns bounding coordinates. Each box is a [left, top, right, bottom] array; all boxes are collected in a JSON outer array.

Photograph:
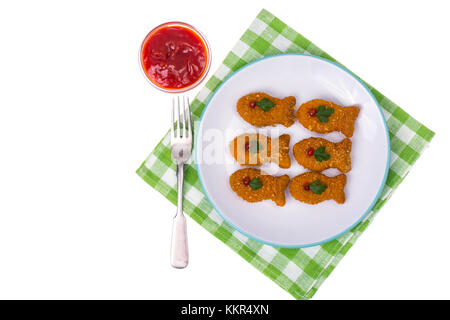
[[289, 172, 347, 205], [237, 92, 296, 127], [296, 99, 360, 137], [229, 168, 290, 206], [229, 133, 291, 169], [293, 137, 352, 173]]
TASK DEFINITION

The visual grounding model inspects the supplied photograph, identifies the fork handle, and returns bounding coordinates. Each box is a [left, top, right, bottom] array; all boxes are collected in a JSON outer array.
[[170, 214, 188, 268], [170, 163, 189, 268]]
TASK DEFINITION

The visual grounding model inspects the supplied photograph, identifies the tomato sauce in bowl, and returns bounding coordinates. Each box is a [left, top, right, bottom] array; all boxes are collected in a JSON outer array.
[[140, 22, 211, 92]]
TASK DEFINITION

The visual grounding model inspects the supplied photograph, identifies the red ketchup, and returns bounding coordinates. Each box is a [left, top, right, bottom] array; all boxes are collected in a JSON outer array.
[[140, 23, 210, 91]]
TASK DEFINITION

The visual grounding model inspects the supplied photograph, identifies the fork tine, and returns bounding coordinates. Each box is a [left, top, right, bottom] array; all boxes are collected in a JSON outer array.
[[171, 97, 175, 140], [176, 96, 181, 138], [185, 97, 191, 138], [182, 96, 188, 138], [180, 96, 186, 138]]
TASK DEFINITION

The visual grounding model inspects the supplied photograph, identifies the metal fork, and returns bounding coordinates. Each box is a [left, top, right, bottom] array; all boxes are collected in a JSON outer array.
[[170, 96, 192, 269]]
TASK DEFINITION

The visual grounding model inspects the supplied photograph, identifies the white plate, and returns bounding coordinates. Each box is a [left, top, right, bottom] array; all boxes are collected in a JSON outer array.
[[195, 54, 389, 248]]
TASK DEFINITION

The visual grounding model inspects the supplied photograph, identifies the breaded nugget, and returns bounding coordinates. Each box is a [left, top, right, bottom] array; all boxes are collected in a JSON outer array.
[[237, 92, 296, 127], [296, 99, 360, 137], [229, 168, 290, 206], [289, 172, 346, 204], [229, 133, 291, 169], [293, 137, 352, 173]]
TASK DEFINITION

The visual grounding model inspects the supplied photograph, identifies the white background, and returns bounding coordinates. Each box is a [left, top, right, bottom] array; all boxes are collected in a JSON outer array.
[[0, 0, 449, 300]]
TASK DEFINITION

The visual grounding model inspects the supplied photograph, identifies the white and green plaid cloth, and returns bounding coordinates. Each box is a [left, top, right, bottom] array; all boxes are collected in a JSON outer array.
[[137, 9, 435, 299]]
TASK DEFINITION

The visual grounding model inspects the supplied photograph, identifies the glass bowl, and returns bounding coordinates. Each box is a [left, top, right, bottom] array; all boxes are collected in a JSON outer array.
[[139, 21, 212, 93]]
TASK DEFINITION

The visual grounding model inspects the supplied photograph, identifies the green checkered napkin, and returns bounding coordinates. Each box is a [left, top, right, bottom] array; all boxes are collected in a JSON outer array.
[[137, 9, 434, 299]]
